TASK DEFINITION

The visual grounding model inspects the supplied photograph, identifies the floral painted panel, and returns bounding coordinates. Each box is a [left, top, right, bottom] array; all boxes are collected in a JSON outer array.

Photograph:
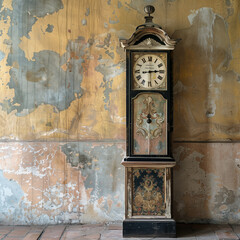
[[132, 93, 167, 155], [132, 168, 166, 216]]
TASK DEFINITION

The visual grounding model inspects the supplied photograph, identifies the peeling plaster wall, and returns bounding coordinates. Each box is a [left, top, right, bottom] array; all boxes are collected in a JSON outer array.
[[173, 143, 240, 224], [0, 0, 239, 224], [0, 142, 125, 224]]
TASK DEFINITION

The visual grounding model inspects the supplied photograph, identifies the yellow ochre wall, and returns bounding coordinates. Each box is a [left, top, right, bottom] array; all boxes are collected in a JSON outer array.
[[0, 0, 239, 224]]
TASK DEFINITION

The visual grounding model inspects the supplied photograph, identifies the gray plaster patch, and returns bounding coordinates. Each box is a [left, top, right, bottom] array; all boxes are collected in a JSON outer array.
[[3, 39, 12, 45], [118, 1, 122, 8], [0, 170, 24, 223], [215, 187, 235, 206], [6, 37, 86, 115], [85, 8, 90, 16], [213, 186, 240, 222], [96, 33, 111, 48], [8, 0, 63, 38], [24, 0, 63, 18], [82, 19, 87, 26], [62, 143, 92, 169], [109, 17, 119, 24], [0, 50, 5, 61], [61, 142, 125, 198], [45, 24, 54, 33], [227, 8, 234, 17], [225, 0, 231, 6], [2, 0, 73, 115], [95, 60, 125, 110], [104, 22, 108, 28], [0, 0, 11, 24], [105, 50, 114, 59]]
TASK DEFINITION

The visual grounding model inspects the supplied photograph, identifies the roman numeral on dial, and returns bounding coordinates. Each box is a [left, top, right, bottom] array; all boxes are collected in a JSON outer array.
[[141, 79, 145, 85], [136, 75, 141, 80]]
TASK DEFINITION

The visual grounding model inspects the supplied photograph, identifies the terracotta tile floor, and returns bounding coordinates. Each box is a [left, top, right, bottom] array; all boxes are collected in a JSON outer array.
[[0, 223, 239, 239]]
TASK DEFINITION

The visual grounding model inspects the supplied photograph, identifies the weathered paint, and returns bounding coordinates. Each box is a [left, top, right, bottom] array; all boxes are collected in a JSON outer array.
[[0, 142, 124, 224], [173, 143, 240, 224], [173, 5, 240, 141], [0, 0, 239, 225], [0, 170, 24, 224], [45, 24, 54, 33]]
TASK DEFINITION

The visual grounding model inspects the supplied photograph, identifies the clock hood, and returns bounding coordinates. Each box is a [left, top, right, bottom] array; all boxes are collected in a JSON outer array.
[[120, 5, 179, 50]]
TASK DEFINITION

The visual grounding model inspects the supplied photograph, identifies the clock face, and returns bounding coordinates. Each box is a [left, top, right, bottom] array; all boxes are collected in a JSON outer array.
[[132, 53, 167, 90]]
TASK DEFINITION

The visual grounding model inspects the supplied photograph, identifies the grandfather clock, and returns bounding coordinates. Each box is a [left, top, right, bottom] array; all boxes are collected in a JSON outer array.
[[120, 6, 178, 238]]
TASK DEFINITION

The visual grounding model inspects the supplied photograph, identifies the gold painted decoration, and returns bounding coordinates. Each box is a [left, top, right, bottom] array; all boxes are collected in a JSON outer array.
[[133, 93, 167, 155], [124, 165, 172, 219], [132, 168, 166, 216], [136, 96, 164, 139]]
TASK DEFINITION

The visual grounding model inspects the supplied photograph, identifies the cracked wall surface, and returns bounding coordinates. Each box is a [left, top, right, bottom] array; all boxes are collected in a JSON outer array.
[[0, 0, 239, 224]]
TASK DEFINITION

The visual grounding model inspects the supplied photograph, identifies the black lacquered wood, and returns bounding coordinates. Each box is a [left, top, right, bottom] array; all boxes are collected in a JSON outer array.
[[126, 49, 173, 160]]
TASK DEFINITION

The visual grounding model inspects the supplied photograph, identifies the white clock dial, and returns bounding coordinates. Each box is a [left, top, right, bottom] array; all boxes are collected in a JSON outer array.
[[133, 54, 166, 89]]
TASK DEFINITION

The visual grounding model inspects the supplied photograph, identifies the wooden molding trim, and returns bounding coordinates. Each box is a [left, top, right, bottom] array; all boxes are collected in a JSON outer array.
[[121, 161, 176, 168]]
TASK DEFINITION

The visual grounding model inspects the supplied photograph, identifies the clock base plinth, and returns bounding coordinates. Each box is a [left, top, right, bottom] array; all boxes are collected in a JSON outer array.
[[123, 218, 176, 238]]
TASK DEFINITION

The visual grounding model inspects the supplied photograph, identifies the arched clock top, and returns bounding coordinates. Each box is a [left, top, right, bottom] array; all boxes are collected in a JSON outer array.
[[120, 5, 178, 50]]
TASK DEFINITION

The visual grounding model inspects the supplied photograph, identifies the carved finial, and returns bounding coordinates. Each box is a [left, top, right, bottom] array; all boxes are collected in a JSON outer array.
[[120, 4, 179, 49], [144, 5, 155, 16], [144, 5, 155, 24]]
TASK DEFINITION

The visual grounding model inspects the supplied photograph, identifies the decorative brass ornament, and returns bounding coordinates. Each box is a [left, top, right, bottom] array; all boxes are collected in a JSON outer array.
[[137, 38, 163, 47]]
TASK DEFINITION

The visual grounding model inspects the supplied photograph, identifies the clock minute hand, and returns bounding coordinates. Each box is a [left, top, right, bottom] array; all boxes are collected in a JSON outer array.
[[142, 70, 161, 74]]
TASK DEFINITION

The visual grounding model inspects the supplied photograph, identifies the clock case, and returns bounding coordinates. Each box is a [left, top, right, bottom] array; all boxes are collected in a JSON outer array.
[[120, 8, 178, 238]]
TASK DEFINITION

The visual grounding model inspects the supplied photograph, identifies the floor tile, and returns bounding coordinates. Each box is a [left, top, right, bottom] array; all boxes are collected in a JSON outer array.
[[40, 225, 66, 239]]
